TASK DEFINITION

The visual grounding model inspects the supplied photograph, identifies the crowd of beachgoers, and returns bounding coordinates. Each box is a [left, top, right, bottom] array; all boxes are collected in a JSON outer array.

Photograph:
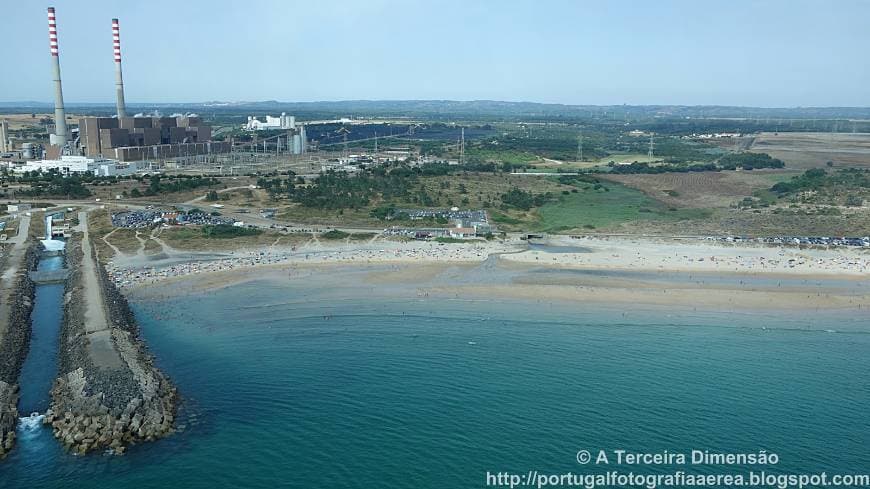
[[505, 238, 870, 276], [105, 235, 870, 290], [106, 240, 517, 289]]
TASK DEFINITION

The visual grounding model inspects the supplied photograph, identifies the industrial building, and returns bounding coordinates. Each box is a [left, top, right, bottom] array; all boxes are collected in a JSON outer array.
[[14, 155, 142, 176], [39, 8, 230, 164], [246, 113, 307, 155], [246, 113, 296, 131], [79, 115, 230, 162], [0, 120, 9, 153]]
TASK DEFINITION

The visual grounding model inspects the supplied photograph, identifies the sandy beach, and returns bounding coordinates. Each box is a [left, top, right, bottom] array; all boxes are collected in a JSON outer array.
[[113, 235, 870, 314]]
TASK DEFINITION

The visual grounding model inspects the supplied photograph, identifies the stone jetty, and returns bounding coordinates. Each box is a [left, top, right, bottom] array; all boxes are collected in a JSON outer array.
[[46, 223, 176, 455], [0, 215, 38, 459]]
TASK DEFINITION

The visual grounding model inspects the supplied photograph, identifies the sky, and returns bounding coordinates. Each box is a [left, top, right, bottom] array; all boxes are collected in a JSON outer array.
[[2, 0, 869, 107]]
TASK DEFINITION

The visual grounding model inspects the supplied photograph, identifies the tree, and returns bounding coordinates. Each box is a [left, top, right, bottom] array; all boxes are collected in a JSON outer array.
[[205, 190, 220, 201]]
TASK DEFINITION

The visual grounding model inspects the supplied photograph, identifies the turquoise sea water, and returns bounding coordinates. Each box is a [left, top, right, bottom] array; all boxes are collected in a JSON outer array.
[[1, 279, 868, 488], [18, 255, 64, 414]]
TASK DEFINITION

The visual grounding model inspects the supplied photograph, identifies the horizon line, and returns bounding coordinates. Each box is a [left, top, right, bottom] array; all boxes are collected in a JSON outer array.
[[1, 99, 870, 110]]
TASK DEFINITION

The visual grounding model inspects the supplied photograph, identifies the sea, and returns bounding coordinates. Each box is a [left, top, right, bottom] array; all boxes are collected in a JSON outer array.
[[1, 277, 868, 488]]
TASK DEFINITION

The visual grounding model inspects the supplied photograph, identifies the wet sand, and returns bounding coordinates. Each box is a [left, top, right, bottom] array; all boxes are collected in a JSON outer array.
[[123, 254, 870, 317]]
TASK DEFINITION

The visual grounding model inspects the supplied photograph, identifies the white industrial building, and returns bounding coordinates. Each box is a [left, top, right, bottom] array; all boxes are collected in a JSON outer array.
[[245, 113, 307, 155], [14, 155, 142, 176], [245, 113, 296, 131]]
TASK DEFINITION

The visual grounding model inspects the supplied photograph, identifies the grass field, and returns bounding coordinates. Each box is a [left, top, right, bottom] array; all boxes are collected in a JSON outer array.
[[534, 183, 710, 232]]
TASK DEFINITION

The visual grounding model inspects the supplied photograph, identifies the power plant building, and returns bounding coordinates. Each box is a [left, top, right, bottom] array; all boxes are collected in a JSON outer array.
[[246, 113, 307, 154], [246, 113, 295, 131], [15, 155, 142, 176], [0, 120, 9, 153], [79, 116, 231, 162]]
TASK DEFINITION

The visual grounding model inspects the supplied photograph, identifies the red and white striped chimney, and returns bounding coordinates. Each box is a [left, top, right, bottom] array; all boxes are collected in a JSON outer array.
[[47, 7, 67, 146], [112, 18, 127, 118]]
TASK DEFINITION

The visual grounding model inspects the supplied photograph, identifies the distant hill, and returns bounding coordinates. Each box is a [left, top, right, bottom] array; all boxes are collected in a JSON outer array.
[[2, 100, 869, 121]]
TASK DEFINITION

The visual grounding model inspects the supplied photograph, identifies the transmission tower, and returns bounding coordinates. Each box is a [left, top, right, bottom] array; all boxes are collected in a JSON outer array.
[[648, 133, 654, 159], [577, 132, 583, 161], [336, 126, 351, 158], [460, 127, 465, 165]]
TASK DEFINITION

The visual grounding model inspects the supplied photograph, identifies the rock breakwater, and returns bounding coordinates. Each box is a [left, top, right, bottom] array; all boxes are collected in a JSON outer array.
[[0, 242, 39, 459], [46, 233, 176, 455]]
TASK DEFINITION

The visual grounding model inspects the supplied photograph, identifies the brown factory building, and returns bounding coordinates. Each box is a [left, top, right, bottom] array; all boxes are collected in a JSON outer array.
[[79, 116, 230, 162]]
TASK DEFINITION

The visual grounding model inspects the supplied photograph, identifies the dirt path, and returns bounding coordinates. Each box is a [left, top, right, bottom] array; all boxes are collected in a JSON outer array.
[[149, 227, 174, 255], [77, 211, 123, 369], [101, 228, 125, 258], [134, 231, 147, 256]]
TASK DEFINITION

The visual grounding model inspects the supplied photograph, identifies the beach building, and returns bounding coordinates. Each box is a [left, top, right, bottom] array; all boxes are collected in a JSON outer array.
[[448, 227, 477, 238]]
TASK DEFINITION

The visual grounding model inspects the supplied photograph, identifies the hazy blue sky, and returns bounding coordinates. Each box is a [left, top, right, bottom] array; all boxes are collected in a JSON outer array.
[[3, 0, 868, 106]]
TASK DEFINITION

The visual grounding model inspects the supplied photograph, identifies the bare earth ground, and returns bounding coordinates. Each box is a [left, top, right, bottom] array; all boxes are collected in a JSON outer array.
[[750, 132, 870, 169], [600, 170, 797, 209], [0, 113, 83, 131]]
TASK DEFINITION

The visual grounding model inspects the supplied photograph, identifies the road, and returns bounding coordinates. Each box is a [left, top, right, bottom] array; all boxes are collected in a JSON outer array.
[[76, 211, 123, 369]]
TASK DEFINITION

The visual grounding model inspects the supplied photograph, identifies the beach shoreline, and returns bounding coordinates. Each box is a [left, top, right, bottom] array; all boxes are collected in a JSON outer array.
[[112, 235, 870, 315]]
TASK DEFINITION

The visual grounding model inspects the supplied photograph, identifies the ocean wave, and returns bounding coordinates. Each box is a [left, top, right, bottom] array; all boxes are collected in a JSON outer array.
[[18, 413, 45, 434], [40, 239, 66, 251]]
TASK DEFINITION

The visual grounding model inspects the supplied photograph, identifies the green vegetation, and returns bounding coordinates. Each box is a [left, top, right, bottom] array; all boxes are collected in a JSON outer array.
[[201, 224, 261, 238], [19, 174, 91, 199], [500, 188, 554, 210], [143, 175, 220, 196], [535, 181, 710, 232], [288, 167, 419, 210], [769, 168, 870, 207], [320, 230, 350, 240], [489, 211, 522, 225], [435, 237, 472, 244], [773, 168, 841, 194], [607, 152, 782, 175], [717, 152, 785, 170]]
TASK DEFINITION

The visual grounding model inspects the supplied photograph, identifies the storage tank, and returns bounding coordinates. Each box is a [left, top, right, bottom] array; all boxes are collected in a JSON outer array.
[[291, 134, 302, 154]]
